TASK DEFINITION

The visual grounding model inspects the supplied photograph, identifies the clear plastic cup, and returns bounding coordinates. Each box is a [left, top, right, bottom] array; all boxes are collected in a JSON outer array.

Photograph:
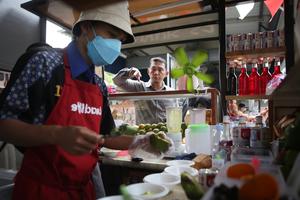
[[166, 107, 182, 133], [189, 108, 206, 124]]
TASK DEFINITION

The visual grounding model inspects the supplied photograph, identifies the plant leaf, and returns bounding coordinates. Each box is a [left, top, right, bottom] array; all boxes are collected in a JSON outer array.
[[194, 71, 214, 84], [174, 47, 189, 67], [171, 68, 185, 78], [191, 50, 208, 68], [187, 76, 194, 92]]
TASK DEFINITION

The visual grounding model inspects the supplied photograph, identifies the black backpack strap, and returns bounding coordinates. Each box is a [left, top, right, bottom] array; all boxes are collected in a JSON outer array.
[[0, 42, 53, 153]]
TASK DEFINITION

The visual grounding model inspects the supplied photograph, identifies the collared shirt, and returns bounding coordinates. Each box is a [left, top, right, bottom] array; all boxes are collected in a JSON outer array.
[[0, 41, 113, 134], [113, 68, 176, 124], [67, 41, 94, 82]]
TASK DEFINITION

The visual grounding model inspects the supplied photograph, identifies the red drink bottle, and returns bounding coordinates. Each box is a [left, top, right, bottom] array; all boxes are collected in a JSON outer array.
[[260, 61, 272, 95], [272, 59, 282, 78], [238, 63, 249, 95], [248, 63, 260, 95]]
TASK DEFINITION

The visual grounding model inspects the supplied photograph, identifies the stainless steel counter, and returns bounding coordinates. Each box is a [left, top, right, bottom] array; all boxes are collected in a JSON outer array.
[[100, 155, 168, 171]]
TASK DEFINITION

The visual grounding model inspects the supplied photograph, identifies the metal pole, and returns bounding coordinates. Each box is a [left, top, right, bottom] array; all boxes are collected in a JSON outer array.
[[284, 0, 295, 72], [218, 0, 226, 120]]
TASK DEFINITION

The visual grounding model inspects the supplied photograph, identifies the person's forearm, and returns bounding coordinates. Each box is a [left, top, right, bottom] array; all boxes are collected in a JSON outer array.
[[112, 68, 130, 87], [103, 135, 134, 150], [0, 119, 58, 147]]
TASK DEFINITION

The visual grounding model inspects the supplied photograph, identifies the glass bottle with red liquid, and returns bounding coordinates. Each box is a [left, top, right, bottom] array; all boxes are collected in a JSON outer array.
[[272, 58, 282, 78], [238, 63, 249, 95], [248, 63, 260, 95], [260, 60, 272, 95]]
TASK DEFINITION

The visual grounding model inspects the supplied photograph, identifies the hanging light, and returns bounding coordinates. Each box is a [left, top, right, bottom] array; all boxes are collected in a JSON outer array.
[[235, 2, 255, 20]]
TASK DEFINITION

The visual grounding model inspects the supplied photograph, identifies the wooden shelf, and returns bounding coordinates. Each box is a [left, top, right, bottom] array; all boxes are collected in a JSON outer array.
[[225, 47, 286, 60], [225, 95, 271, 100], [109, 88, 220, 100]]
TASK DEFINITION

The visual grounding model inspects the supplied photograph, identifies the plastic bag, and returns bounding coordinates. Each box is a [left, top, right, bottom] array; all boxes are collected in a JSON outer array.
[[266, 74, 286, 95], [128, 132, 174, 160]]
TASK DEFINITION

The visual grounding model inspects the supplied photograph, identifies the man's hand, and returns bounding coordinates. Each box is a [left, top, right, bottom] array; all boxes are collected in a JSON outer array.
[[128, 67, 142, 81], [51, 126, 104, 155]]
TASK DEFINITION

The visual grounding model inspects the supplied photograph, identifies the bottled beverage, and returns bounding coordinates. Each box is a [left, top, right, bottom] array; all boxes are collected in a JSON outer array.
[[211, 124, 225, 169], [248, 63, 260, 95], [238, 63, 249, 95], [250, 116, 264, 148], [272, 59, 282, 78], [255, 115, 263, 127], [260, 60, 272, 95], [233, 117, 250, 147], [227, 64, 237, 95], [219, 116, 233, 161]]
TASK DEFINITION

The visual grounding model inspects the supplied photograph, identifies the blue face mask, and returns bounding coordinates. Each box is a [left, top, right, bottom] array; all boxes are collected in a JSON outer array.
[[87, 29, 121, 66]]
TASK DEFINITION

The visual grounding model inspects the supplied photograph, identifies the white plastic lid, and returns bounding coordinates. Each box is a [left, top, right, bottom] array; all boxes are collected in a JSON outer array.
[[223, 115, 230, 123]]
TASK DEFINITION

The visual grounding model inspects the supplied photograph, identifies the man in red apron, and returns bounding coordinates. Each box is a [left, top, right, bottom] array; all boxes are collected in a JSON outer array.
[[0, 1, 136, 199]]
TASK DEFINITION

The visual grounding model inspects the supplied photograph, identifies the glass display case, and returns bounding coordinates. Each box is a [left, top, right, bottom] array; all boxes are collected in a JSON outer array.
[[108, 88, 221, 126]]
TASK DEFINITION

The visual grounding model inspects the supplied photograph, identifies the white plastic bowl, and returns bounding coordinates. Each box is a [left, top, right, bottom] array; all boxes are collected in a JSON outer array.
[[126, 183, 169, 200], [166, 160, 195, 167], [164, 165, 198, 177], [100, 147, 120, 158], [97, 195, 123, 200], [143, 173, 180, 190]]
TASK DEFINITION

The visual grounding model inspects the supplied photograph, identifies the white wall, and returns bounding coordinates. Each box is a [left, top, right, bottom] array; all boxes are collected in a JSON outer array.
[[0, 0, 41, 71]]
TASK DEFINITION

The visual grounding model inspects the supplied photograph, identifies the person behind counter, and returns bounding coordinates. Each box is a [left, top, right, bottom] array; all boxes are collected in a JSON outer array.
[[0, 1, 168, 200], [113, 57, 176, 124]]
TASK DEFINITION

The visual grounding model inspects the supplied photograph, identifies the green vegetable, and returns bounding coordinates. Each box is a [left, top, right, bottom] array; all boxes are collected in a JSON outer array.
[[110, 127, 120, 136], [120, 185, 133, 200], [181, 172, 204, 200], [149, 134, 171, 152], [119, 124, 139, 135]]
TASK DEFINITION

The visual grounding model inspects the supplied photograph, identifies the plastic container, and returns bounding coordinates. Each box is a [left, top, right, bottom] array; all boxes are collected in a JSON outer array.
[[189, 108, 206, 124], [166, 160, 195, 167], [185, 124, 211, 155], [143, 173, 180, 190], [166, 106, 182, 133], [97, 195, 123, 200], [164, 166, 198, 177], [126, 183, 169, 200], [230, 147, 274, 164], [166, 132, 182, 150]]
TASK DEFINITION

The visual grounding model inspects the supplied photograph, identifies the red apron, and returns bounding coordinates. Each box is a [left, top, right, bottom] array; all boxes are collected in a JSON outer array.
[[13, 52, 103, 200]]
